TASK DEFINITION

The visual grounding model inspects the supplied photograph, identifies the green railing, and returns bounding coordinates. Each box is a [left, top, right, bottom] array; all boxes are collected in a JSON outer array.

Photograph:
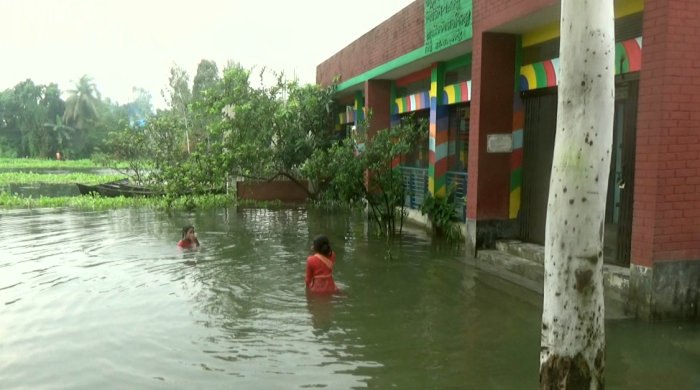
[[446, 171, 468, 222], [399, 167, 429, 210]]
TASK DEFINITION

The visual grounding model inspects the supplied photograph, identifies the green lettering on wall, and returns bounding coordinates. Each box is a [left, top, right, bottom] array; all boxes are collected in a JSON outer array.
[[424, 0, 473, 55]]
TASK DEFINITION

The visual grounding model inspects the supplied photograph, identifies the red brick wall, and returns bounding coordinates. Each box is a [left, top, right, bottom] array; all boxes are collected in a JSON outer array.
[[316, 1, 425, 87], [236, 181, 309, 203], [473, 0, 558, 31], [365, 80, 392, 137], [631, 0, 700, 267], [467, 0, 558, 221]]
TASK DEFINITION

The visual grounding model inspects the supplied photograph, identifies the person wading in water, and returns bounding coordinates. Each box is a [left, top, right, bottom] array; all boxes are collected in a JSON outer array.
[[305, 235, 339, 294], [177, 225, 200, 249]]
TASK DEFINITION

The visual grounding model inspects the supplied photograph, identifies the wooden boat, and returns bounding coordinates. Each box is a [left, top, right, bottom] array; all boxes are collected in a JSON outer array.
[[76, 179, 156, 198]]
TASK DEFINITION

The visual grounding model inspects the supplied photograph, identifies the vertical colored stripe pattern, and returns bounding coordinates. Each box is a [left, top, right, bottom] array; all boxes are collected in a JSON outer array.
[[428, 106, 449, 197], [442, 81, 472, 104], [509, 93, 524, 219], [394, 91, 431, 114], [338, 110, 355, 125], [519, 37, 642, 91]]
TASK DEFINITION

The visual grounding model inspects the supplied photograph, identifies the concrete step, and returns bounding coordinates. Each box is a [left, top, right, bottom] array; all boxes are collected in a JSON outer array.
[[475, 250, 545, 294], [495, 240, 545, 265], [476, 247, 632, 319]]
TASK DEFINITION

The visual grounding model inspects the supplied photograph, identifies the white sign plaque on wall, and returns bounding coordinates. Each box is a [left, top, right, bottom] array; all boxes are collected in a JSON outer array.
[[487, 134, 513, 153]]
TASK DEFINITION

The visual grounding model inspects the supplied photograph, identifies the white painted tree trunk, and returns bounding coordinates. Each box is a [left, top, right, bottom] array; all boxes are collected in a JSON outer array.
[[539, 0, 615, 389]]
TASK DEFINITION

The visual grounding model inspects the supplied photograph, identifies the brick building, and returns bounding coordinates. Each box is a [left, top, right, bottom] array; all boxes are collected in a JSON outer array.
[[317, 0, 700, 321]]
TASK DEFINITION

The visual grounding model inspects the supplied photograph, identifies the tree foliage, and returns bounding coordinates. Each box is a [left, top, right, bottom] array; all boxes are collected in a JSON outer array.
[[0, 74, 152, 159], [196, 66, 338, 195], [304, 113, 428, 236]]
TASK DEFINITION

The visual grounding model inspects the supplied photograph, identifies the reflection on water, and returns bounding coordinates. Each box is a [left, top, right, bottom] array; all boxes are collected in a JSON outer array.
[[1, 183, 80, 197], [0, 207, 698, 389]]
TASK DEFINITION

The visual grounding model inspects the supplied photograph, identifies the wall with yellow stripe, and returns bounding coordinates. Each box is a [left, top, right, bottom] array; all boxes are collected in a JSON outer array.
[[522, 0, 644, 47]]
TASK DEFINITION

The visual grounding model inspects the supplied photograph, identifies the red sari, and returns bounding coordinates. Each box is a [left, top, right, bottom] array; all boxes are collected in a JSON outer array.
[[305, 252, 339, 294], [177, 239, 198, 249]]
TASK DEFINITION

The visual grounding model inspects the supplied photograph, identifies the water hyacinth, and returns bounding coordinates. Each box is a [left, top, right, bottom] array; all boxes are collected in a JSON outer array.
[[0, 172, 126, 185], [0, 192, 292, 211], [0, 158, 129, 170], [0, 192, 235, 211]]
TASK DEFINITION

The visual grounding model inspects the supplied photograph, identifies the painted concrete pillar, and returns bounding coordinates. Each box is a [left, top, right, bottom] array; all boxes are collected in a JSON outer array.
[[354, 90, 365, 128], [429, 62, 449, 197], [364, 80, 391, 139], [390, 80, 401, 128], [510, 37, 525, 220], [466, 32, 518, 253], [628, 0, 700, 321]]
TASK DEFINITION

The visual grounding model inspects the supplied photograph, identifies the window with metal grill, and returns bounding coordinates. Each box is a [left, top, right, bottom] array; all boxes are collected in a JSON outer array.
[[445, 65, 472, 86], [521, 12, 643, 65], [395, 78, 431, 98], [447, 103, 470, 172], [616, 13, 643, 41], [400, 110, 430, 169]]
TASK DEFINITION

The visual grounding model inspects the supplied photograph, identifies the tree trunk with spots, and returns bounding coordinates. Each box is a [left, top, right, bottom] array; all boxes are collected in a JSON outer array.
[[539, 0, 615, 389]]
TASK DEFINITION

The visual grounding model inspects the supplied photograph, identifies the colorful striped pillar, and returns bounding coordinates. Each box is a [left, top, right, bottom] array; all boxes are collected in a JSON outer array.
[[390, 80, 400, 127], [429, 62, 448, 197], [354, 90, 365, 128], [354, 90, 365, 154], [509, 36, 524, 219]]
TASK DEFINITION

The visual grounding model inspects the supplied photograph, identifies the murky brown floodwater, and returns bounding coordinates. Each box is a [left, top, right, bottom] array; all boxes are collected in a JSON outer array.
[[1, 207, 699, 389]]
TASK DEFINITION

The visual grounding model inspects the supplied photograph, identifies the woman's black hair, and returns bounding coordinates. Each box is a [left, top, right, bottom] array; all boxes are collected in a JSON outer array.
[[182, 225, 195, 239], [313, 235, 332, 257]]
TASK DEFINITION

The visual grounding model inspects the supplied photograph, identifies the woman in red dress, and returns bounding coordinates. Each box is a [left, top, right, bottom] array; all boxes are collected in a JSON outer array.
[[177, 225, 200, 249], [305, 235, 339, 294]]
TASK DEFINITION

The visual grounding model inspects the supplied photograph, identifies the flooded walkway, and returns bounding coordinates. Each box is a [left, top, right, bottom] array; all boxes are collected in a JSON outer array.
[[1, 207, 698, 389]]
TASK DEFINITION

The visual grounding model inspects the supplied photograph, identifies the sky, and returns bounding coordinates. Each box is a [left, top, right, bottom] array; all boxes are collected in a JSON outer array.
[[0, 0, 415, 109]]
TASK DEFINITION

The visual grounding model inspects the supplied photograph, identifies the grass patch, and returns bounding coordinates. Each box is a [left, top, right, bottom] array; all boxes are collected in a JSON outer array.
[[0, 158, 129, 169], [0, 172, 126, 185]]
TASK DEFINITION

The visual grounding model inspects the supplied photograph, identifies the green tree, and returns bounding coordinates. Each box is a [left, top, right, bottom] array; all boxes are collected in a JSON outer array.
[[200, 66, 337, 197], [162, 63, 192, 152], [192, 59, 220, 102], [12, 80, 52, 158], [192, 59, 222, 146], [124, 87, 154, 124], [303, 113, 428, 237], [63, 75, 102, 130]]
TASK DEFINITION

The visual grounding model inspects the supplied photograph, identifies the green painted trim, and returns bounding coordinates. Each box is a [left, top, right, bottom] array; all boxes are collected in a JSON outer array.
[[510, 167, 523, 191], [533, 62, 547, 89], [514, 36, 523, 94], [434, 175, 447, 192], [432, 62, 446, 107], [337, 48, 426, 91], [454, 85, 462, 102], [354, 91, 365, 123], [615, 42, 629, 74], [445, 53, 472, 71]]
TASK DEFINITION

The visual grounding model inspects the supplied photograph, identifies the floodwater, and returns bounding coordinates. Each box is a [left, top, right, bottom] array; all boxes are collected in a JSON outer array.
[[1, 207, 699, 390], [0, 183, 80, 197]]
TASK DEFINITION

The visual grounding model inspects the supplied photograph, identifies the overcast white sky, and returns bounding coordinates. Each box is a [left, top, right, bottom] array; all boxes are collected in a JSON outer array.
[[0, 0, 414, 108]]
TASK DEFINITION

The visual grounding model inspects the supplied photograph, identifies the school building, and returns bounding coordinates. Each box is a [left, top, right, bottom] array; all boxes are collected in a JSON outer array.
[[316, 0, 700, 321]]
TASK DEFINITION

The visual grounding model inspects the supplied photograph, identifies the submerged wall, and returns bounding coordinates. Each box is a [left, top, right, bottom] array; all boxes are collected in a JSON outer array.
[[236, 181, 309, 203]]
